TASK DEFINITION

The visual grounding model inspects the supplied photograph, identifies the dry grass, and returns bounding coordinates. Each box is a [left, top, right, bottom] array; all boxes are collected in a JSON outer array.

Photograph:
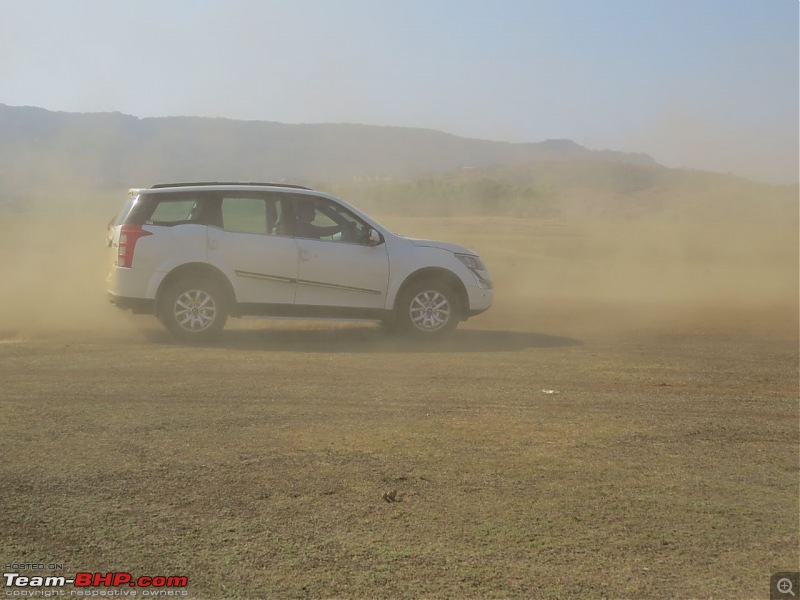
[[0, 213, 797, 598]]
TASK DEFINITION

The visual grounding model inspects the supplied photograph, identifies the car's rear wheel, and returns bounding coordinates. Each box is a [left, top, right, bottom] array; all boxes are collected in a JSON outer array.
[[159, 278, 228, 341], [396, 280, 460, 339]]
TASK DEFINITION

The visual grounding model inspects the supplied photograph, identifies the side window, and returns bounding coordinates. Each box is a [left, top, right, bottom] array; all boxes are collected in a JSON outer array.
[[307, 206, 339, 229], [147, 198, 201, 226], [292, 195, 368, 244], [220, 195, 284, 235]]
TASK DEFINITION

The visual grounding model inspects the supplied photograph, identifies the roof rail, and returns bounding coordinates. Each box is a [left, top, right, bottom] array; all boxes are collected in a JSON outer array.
[[150, 182, 313, 190]]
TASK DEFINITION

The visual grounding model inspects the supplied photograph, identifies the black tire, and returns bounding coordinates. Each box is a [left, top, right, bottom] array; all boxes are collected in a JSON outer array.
[[158, 278, 229, 342], [395, 279, 460, 339]]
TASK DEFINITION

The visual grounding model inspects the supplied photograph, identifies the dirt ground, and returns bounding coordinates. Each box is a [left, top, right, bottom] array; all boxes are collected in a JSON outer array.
[[0, 213, 797, 599]]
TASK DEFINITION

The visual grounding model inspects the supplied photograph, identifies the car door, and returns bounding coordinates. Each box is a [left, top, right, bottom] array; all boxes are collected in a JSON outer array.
[[290, 194, 389, 310], [206, 192, 299, 306]]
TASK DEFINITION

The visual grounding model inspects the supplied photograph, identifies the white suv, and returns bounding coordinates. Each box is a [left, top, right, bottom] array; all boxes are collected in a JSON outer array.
[[106, 182, 493, 340]]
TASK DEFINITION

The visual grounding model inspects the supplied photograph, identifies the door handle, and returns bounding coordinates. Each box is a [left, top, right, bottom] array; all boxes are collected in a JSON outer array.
[[299, 248, 310, 261], [208, 238, 218, 250]]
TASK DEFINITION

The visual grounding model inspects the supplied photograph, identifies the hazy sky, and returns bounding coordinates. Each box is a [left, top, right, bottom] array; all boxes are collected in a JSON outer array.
[[1, 0, 797, 183]]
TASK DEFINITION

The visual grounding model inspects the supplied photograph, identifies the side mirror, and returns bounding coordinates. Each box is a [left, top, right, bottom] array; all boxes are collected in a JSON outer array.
[[367, 228, 383, 246]]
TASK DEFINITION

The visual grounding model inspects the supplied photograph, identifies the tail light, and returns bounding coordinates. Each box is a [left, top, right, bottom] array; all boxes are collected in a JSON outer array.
[[117, 225, 152, 268]]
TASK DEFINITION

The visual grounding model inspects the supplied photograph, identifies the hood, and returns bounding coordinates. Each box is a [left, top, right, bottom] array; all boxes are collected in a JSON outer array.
[[406, 237, 476, 255]]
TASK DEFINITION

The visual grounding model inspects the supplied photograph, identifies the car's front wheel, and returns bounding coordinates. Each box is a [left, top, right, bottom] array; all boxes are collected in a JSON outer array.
[[159, 278, 228, 341], [396, 280, 460, 339]]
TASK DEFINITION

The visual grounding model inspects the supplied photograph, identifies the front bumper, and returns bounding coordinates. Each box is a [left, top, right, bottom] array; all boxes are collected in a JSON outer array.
[[463, 286, 493, 320]]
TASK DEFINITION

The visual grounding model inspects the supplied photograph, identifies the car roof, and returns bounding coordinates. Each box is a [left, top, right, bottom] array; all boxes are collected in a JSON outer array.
[[130, 182, 314, 195], [151, 181, 312, 190]]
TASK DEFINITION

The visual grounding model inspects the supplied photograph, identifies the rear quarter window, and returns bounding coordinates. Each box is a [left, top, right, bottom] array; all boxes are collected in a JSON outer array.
[[148, 199, 197, 225], [132, 193, 213, 227]]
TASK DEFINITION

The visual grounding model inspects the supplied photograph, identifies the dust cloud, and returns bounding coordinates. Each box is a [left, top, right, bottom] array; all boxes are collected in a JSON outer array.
[[0, 205, 796, 342], [0, 212, 143, 338], [380, 214, 798, 341]]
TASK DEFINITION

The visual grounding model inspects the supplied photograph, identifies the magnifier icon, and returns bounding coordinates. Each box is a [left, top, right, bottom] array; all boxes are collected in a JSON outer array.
[[778, 578, 796, 596]]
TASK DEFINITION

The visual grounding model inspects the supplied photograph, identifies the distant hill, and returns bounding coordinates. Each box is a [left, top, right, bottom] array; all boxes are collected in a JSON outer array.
[[329, 160, 799, 223], [0, 103, 794, 225], [0, 103, 654, 209]]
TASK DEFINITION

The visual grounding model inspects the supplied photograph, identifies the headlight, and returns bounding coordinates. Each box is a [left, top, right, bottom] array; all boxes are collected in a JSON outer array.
[[455, 253, 486, 272], [455, 253, 493, 290]]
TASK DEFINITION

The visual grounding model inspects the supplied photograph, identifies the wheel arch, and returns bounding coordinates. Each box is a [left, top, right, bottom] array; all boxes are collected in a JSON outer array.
[[393, 267, 469, 319], [155, 263, 237, 316]]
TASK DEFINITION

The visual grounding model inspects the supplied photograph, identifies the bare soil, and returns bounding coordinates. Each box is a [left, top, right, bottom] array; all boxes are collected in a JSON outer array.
[[0, 214, 797, 599]]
